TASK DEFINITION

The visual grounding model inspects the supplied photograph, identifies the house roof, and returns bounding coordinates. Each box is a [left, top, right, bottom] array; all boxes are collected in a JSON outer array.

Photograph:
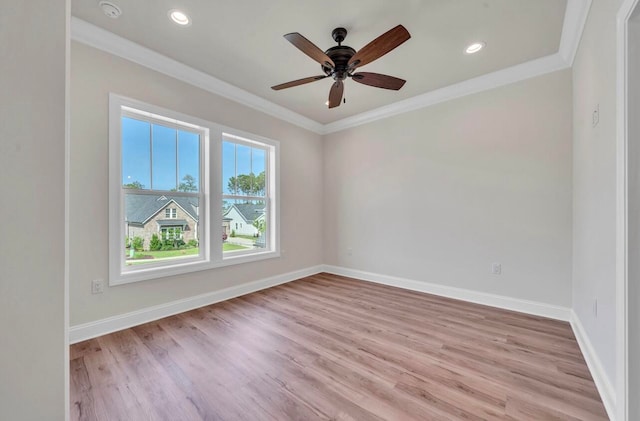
[[125, 193, 198, 224], [157, 219, 189, 227], [224, 203, 265, 223]]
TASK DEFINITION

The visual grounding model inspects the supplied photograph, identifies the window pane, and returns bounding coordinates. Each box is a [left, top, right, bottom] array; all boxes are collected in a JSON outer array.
[[124, 192, 200, 265], [236, 144, 251, 180], [222, 141, 236, 194], [122, 117, 150, 189], [222, 140, 267, 197], [222, 199, 267, 253], [152, 124, 177, 191], [178, 130, 199, 192], [252, 148, 266, 197]]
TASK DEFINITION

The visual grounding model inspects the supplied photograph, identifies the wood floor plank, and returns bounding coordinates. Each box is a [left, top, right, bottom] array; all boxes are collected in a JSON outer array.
[[69, 357, 98, 421], [70, 273, 608, 420]]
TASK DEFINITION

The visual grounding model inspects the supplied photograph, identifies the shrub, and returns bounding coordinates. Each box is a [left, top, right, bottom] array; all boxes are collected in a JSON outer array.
[[187, 239, 198, 248], [230, 229, 236, 237], [160, 238, 185, 250], [150, 234, 162, 251], [132, 236, 144, 251]]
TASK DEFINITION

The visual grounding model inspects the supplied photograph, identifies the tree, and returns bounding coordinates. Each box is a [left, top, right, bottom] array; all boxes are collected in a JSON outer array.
[[124, 180, 144, 189], [253, 219, 266, 235], [227, 171, 265, 196], [149, 234, 162, 251], [178, 174, 197, 192]]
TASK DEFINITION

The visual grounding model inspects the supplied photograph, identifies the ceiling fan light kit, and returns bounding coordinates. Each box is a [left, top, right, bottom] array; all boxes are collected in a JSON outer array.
[[271, 25, 411, 109]]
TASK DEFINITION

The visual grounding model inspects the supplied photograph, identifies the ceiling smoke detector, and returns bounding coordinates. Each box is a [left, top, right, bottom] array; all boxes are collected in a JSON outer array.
[[99, 1, 122, 19]]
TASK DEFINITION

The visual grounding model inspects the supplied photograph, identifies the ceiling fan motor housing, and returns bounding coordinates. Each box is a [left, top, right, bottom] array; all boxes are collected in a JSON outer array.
[[321, 27, 355, 81], [322, 45, 356, 81]]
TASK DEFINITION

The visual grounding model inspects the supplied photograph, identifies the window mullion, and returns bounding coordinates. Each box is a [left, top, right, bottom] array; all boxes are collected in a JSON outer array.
[[149, 123, 153, 190], [175, 128, 179, 191]]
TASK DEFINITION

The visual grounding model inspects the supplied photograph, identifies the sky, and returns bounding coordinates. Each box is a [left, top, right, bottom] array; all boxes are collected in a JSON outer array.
[[122, 116, 265, 195], [222, 140, 265, 196], [122, 116, 200, 191]]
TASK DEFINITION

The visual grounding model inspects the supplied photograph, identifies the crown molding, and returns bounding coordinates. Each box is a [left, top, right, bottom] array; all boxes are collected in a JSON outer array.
[[321, 0, 591, 134], [321, 53, 569, 134], [71, 0, 591, 135], [559, 0, 593, 65], [70, 17, 324, 134]]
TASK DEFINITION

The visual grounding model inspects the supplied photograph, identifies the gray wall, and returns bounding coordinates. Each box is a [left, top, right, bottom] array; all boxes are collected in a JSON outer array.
[[0, 1, 68, 419], [572, 0, 623, 393], [70, 42, 324, 325], [323, 69, 573, 307]]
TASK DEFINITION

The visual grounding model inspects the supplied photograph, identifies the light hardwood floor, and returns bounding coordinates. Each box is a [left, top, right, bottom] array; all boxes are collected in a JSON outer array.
[[70, 273, 608, 420]]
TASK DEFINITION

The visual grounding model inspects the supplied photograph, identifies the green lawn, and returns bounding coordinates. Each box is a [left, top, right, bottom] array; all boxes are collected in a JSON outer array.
[[223, 243, 249, 251], [126, 243, 249, 265], [233, 234, 257, 242], [127, 247, 200, 262]]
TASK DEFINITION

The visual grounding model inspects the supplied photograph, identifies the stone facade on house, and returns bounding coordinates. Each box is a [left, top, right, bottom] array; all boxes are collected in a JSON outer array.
[[125, 194, 199, 251]]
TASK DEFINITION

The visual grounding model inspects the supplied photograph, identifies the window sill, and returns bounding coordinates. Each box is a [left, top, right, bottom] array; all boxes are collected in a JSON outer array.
[[109, 249, 280, 286]]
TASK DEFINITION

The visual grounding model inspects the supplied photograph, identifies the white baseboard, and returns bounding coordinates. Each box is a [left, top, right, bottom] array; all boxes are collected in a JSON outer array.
[[69, 265, 323, 344], [321, 265, 572, 321], [570, 311, 617, 420]]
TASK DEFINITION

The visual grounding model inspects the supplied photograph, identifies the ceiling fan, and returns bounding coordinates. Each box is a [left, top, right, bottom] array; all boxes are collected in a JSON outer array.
[[271, 25, 411, 109]]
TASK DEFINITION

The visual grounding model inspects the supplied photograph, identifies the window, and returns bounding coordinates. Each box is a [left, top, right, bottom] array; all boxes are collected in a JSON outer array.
[[222, 134, 275, 257], [118, 105, 205, 273], [162, 227, 183, 240], [109, 95, 279, 285]]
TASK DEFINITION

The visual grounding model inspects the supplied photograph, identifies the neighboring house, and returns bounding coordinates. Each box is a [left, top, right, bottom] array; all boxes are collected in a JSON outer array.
[[222, 217, 232, 237], [223, 203, 265, 237], [125, 193, 199, 250]]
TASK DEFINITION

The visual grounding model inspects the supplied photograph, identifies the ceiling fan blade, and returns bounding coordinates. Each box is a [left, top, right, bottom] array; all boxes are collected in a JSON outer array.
[[348, 25, 411, 69], [271, 75, 328, 90], [328, 80, 344, 109], [351, 72, 406, 90], [284, 33, 335, 69]]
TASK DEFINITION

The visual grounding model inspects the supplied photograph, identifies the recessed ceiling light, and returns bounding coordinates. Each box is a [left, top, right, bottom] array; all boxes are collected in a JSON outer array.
[[325, 100, 330, 106], [99, 1, 122, 19], [169, 9, 191, 26], [465, 42, 485, 54]]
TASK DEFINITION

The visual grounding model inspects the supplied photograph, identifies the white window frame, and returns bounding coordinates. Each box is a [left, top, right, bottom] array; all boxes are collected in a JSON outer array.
[[109, 94, 280, 285]]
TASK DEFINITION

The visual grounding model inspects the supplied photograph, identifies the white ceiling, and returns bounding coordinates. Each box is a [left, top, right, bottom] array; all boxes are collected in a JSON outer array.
[[71, 0, 568, 125]]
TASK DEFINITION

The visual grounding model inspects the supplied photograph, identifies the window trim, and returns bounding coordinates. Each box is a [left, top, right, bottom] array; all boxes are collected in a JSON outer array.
[[109, 94, 280, 286]]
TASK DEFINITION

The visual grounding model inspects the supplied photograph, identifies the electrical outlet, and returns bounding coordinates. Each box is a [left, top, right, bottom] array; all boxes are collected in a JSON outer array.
[[91, 279, 104, 294], [491, 263, 502, 275], [592, 104, 600, 127], [347, 247, 353, 256]]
